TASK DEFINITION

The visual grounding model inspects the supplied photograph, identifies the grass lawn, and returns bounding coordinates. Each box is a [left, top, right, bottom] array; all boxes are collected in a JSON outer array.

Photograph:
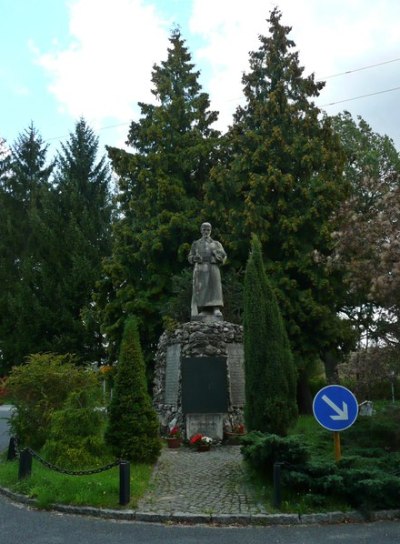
[[0, 453, 153, 509]]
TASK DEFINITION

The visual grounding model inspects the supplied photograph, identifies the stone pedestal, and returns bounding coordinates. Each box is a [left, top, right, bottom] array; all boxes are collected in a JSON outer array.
[[153, 320, 245, 441]]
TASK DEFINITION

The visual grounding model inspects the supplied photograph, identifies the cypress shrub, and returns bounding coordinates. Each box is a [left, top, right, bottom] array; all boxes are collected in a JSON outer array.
[[105, 316, 161, 463], [243, 235, 297, 435]]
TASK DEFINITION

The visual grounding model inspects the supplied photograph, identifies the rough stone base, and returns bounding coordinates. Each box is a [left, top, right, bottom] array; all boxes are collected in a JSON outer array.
[[153, 320, 245, 438]]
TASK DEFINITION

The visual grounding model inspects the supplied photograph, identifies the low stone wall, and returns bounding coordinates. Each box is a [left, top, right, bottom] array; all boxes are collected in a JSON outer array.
[[153, 320, 245, 437]]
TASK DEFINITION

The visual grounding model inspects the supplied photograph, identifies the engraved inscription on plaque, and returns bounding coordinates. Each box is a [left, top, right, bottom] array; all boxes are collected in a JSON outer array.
[[186, 413, 224, 441], [227, 343, 245, 406], [164, 344, 181, 406]]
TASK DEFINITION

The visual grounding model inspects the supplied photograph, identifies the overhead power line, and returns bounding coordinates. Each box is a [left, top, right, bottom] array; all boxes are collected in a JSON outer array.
[[317, 56, 400, 81], [45, 121, 130, 143], [43, 55, 400, 143], [321, 85, 400, 107]]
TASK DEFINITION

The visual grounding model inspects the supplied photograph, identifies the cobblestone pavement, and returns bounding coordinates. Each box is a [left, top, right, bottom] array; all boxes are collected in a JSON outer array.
[[137, 445, 268, 516]]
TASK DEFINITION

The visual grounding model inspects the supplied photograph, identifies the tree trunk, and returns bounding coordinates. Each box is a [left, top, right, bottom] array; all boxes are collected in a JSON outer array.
[[322, 351, 339, 384], [297, 370, 313, 414]]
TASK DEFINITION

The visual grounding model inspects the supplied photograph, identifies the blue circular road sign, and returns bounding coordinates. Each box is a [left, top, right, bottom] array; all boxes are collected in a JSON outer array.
[[313, 385, 358, 431]]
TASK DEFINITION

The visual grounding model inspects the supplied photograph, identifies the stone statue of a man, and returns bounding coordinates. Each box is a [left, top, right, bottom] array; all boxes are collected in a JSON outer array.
[[188, 222, 227, 319]]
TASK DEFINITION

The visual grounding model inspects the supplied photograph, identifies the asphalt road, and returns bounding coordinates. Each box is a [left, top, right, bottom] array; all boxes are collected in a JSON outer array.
[[1, 406, 399, 543], [0, 498, 399, 544]]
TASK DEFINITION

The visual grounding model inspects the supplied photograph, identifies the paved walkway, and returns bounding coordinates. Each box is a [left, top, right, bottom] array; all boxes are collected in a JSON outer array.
[[137, 445, 267, 516]]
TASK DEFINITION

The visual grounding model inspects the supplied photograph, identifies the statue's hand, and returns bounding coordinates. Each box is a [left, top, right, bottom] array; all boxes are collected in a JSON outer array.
[[193, 254, 202, 263], [213, 249, 225, 263]]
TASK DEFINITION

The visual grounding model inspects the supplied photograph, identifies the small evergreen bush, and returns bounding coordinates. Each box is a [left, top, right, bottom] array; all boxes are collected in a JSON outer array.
[[242, 425, 400, 510], [341, 469, 400, 510], [42, 389, 110, 469], [105, 316, 161, 463], [285, 461, 400, 510], [241, 431, 309, 473]]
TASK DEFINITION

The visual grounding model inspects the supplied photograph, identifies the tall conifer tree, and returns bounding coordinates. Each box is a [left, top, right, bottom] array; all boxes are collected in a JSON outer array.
[[206, 9, 350, 411], [100, 29, 220, 361], [52, 118, 112, 362], [0, 125, 54, 372]]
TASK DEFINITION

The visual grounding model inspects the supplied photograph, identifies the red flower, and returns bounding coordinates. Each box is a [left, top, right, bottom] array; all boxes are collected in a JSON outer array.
[[189, 433, 203, 445], [169, 426, 180, 436]]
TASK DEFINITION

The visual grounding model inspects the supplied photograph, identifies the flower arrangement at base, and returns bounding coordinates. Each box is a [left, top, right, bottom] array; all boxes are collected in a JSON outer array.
[[223, 422, 246, 445], [189, 433, 213, 451], [165, 425, 182, 448]]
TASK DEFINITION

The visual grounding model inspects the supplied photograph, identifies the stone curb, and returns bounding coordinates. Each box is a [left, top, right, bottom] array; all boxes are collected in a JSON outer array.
[[1, 484, 400, 526]]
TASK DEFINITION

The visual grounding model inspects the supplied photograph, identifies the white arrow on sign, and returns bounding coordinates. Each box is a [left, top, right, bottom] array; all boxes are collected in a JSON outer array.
[[322, 394, 349, 420]]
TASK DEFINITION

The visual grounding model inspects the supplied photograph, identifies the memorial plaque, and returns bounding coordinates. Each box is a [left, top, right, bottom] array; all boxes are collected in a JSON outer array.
[[181, 357, 228, 413], [164, 344, 181, 406], [227, 343, 245, 406], [186, 413, 224, 441]]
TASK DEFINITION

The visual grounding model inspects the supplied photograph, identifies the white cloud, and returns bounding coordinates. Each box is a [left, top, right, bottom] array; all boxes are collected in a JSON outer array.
[[31, 0, 400, 147], [190, 0, 273, 129], [34, 0, 170, 129]]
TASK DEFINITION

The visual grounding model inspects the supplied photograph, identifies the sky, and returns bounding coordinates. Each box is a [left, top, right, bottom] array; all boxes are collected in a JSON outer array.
[[1, 0, 400, 159]]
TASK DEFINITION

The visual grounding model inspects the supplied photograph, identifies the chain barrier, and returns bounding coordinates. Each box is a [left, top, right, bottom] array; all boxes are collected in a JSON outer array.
[[26, 448, 120, 476], [8, 436, 120, 475], [8, 436, 130, 505]]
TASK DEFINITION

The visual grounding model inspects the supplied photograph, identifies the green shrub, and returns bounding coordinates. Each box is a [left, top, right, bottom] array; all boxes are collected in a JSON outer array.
[[341, 469, 400, 509], [344, 405, 400, 451], [286, 461, 400, 510], [7, 353, 100, 449], [243, 422, 400, 510], [241, 406, 400, 511], [241, 431, 309, 473], [284, 460, 343, 494], [42, 389, 111, 469]]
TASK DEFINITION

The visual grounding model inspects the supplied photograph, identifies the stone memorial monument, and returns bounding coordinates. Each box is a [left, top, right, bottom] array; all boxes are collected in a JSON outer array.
[[153, 223, 245, 441]]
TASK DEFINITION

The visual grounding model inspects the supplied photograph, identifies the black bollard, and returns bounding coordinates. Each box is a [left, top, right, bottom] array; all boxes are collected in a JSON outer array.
[[273, 462, 282, 509], [18, 449, 32, 480], [119, 461, 130, 506], [7, 437, 17, 461]]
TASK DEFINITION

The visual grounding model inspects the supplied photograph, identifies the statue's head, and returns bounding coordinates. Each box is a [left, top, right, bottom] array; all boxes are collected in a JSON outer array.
[[200, 222, 212, 237]]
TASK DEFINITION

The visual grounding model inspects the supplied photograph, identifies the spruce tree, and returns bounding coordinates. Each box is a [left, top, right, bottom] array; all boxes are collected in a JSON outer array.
[[105, 316, 161, 463], [244, 235, 297, 435], [0, 125, 54, 372], [52, 118, 112, 362], [206, 8, 350, 411], [98, 28, 220, 362], [0, 121, 112, 371]]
